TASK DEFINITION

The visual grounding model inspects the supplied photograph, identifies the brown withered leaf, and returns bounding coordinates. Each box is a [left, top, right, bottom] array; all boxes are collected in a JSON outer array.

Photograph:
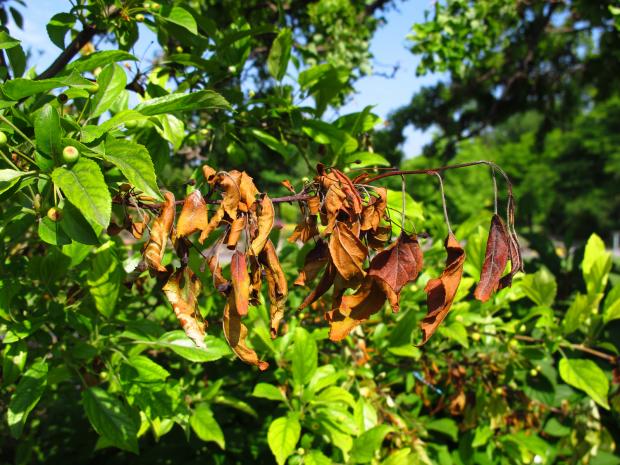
[[250, 194, 274, 256], [217, 171, 242, 219], [237, 171, 259, 212], [176, 190, 209, 238], [199, 207, 224, 244], [306, 196, 320, 215], [259, 240, 288, 338], [223, 296, 269, 371], [361, 188, 387, 232], [162, 267, 206, 348], [226, 215, 246, 249], [474, 214, 510, 302], [294, 240, 329, 286], [321, 184, 346, 235], [281, 179, 295, 193], [249, 259, 262, 306], [368, 233, 423, 312], [328, 278, 387, 341], [202, 165, 217, 184], [328, 221, 368, 281], [144, 192, 175, 272], [207, 253, 230, 295], [498, 196, 523, 290], [299, 260, 337, 310], [365, 224, 391, 250], [231, 251, 250, 316], [288, 215, 319, 244], [419, 233, 465, 345], [131, 212, 150, 240]]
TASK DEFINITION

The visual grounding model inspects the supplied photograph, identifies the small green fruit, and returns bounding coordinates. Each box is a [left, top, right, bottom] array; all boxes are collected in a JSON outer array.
[[529, 368, 538, 377], [47, 207, 62, 222], [62, 146, 80, 164], [175, 45, 183, 53], [86, 82, 99, 94], [135, 13, 145, 22], [0, 131, 7, 146]]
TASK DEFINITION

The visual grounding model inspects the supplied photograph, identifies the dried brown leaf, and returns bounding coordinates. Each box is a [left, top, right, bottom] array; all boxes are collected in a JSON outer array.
[[231, 251, 250, 316], [176, 190, 209, 238], [328, 221, 368, 281], [307, 196, 320, 215], [419, 233, 465, 345], [288, 215, 319, 244], [226, 215, 246, 249], [199, 207, 224, 244], [259, 240, 288, 338], [361, 188, 387, 231], [237, 171, 259, 212], [474, 214, 510, 302], [328, 278, 387, 341], [321, 184, 346, 235], [207, 254, 230, 295], [162, 267, 206, 348], [144, 192, 175, 272], [368, 232, 423, 312], [202, 165, 217, 184], [223, 297, 269, 370], [131, 212, 150, 240], [294, 240, 329, 286], [299, 260, 337, 310], [250, 194, 274, 255]]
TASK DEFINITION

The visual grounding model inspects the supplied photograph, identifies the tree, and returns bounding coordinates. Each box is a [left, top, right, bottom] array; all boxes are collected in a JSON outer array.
[[0, 1, 618, 464]]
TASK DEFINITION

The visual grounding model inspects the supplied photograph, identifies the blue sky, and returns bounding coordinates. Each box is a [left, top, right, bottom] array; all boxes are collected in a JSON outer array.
[[9, 0, 439, 156]]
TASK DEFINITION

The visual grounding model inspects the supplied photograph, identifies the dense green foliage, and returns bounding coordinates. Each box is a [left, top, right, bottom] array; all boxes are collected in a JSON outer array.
[[0, 1, 619, 465]]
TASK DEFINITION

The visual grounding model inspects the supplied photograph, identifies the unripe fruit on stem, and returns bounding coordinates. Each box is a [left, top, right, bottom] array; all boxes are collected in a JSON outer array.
[[62, 146, 80, 164], [0, 131, 7, 146], [86, 82, 99, 94], [135, 13, 145, 22], [175, 46, 183, 53], [47, 207, 62, 222]]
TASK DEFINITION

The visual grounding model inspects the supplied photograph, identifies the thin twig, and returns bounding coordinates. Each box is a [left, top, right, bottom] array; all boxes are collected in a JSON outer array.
[[431, 171, 452, 235]]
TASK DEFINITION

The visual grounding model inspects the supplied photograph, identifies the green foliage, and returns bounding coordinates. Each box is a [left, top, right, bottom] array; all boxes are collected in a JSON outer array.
[[0, 1, 617, 464]]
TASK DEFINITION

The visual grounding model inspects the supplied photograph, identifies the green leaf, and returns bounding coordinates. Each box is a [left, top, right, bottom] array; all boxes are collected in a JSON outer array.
[[0, 31, 20, 49], [52, 158, 111, 229], [7, 360, 47, 438], [425, 418, 458, 442], [120, 355, 170, 384], [350, 425, 394, 463], [2, 341, 27, 385], [312, 386, 356, 408], [291, 327, 317, 387], [343, 152, 391, 169], [135, 90, 229, 115], [82, 387, 140, 453], [59, 201, 100, 245], [3, 72, 93, 100], [305, 450, 332, 465], [387, 345, 421, 359], [103, 139, 161, 200], [90, 64, 127, 119], [562, 293, 593, 335], [302, 120, 358, 154], [46, 13, 75, 49], [252, 383, 286, 401], [386, 189, 423, 236], [66, 50, 137, 73], [582, 234, 611, 296], [0, 169, 30, 195], [520, 268, 557, 307], [38, 216, 71, 246], [35, 104, 62, 161], [268, 28, 292, 80], [87, 241, 122, 318], [603, 284, 620, 324], [268, 413, 301, 465], [558, 358, 609, 409], [251, 129, 294, 158], [146, 331, 232, 362], [190, 404, 225, 449], [154, 114, 185, 151], [81, 109, 147, 143], [381, 448, 414, 465], [161, 6, 198, 35]]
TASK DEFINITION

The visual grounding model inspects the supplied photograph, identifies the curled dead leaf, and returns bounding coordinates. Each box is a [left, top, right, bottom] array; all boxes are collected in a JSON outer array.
[[259, 240, 288, 338], [202, 165, 217, 184], [223, 296, 269, 370], [294, 240, 329, 286], [144, 191, 175, 272], [419, 233, 465, 345], [361, 188, 387, 232], [288, 215, 319, 244], [162, 267, 206, 348], [299, 260, 337, 310], [328, 221, 368, 281], [199, 207, 224, 244], [368, 233, 423, 312], [131, 212, 150, 240], [250, 194, 274, 255], [231, 251, 250, 316], [474, 214, 510, 302], [226, 215, 246, 249], [176, 190, 209, 238]]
